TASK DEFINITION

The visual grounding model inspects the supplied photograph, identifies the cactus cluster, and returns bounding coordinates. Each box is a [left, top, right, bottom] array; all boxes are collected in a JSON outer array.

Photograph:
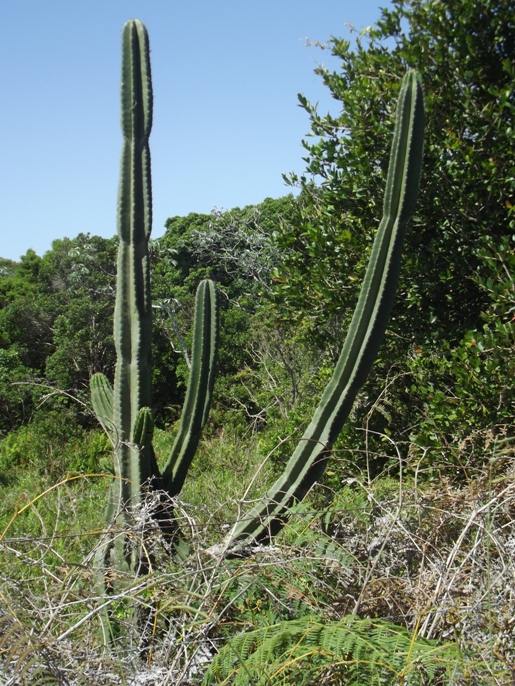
[[90, 20, 218, 580], [91, 19, 425, 581]]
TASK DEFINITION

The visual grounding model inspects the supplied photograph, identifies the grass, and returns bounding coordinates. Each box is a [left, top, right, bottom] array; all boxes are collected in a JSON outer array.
[[1, 417, 514, 684]]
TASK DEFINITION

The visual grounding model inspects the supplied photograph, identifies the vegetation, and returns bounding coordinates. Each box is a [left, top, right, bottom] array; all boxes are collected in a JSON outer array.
[[275, 0, 515, 473], [1, 0, 514, 683], [91, 16, 424, 603]]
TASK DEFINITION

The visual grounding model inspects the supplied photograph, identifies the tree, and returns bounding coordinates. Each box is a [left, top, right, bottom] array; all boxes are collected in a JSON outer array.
[[276, 0, 514, 342], [150, 199, 299, 424], [0, 235, 117, 430], [42, 234, 117, 397], [273, 0, 515, 467]]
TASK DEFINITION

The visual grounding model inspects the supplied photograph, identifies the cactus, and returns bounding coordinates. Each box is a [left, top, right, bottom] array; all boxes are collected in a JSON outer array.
[[92, 19, 424, 585], [222, 70, 425, 552], [91, 20, 218, 582]]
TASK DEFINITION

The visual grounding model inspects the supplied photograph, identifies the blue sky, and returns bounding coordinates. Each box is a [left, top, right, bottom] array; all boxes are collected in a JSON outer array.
[[1, 0, 387, 262]]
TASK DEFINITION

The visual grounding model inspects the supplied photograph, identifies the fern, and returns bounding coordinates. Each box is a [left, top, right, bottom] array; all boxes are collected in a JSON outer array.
[[0, 616, 65, 685], [202, 614, 461, 686]]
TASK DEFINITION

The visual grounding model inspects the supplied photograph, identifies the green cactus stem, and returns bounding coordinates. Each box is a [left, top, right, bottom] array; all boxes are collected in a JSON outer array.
[[113, 18, 155, 521], [93, 21, 156, 578], [224, 70, 425, 551], [162, 278, 218, 496], [91, 20, 218, 584], [90, 373, 114, 440]]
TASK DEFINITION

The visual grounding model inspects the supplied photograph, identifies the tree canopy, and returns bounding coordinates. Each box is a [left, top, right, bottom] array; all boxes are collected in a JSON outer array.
[[276, 0, 514, 341], [270, 0, 515, 465]]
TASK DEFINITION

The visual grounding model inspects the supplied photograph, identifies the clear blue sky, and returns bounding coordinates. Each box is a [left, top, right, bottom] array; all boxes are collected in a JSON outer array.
[[1, 0, 387, 262]]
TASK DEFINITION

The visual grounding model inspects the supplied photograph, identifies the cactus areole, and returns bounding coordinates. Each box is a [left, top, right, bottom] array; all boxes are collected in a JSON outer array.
[[91, 18, 424, 577]]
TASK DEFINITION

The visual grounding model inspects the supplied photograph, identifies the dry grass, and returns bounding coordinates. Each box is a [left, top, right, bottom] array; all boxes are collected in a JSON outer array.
[[1, 452, 514, 685]]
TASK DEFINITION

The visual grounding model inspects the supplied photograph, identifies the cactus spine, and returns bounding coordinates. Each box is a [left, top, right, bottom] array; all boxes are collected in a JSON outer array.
[[92, 20, 218, 579], [223, 71, 425, 551]]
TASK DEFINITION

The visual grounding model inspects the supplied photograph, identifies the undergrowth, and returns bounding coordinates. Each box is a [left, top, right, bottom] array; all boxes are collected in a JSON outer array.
[[1, 422, 514, 685]]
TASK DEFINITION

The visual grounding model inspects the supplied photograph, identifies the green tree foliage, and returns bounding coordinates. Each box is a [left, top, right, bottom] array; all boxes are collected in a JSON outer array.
[[0, 235, 117, 431], [156, 197, 296, 301], [0, 250, 54, 374], [43, 235, 117, 392], [152, 198, 298, 424], [277, 0, 514, 342], [0, 198, 295, 434], [272, 0, 515, 468]]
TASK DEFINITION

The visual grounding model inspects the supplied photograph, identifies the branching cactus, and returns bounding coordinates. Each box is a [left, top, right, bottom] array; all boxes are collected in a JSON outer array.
[[91, 18, 424, 584], [91, 20, 218, 582]]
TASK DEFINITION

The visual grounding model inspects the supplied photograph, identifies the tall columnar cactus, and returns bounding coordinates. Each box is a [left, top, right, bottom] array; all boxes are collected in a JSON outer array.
[[92, 19, 424, 582], [91, 20, 218, 580], [222, 70, 425, 552]]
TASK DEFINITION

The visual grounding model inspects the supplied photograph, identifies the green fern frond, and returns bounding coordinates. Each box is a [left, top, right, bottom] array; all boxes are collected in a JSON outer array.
[[202, 614, 461, 686], [376, 401, 393, 424], [0, 616, 62, 686]]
